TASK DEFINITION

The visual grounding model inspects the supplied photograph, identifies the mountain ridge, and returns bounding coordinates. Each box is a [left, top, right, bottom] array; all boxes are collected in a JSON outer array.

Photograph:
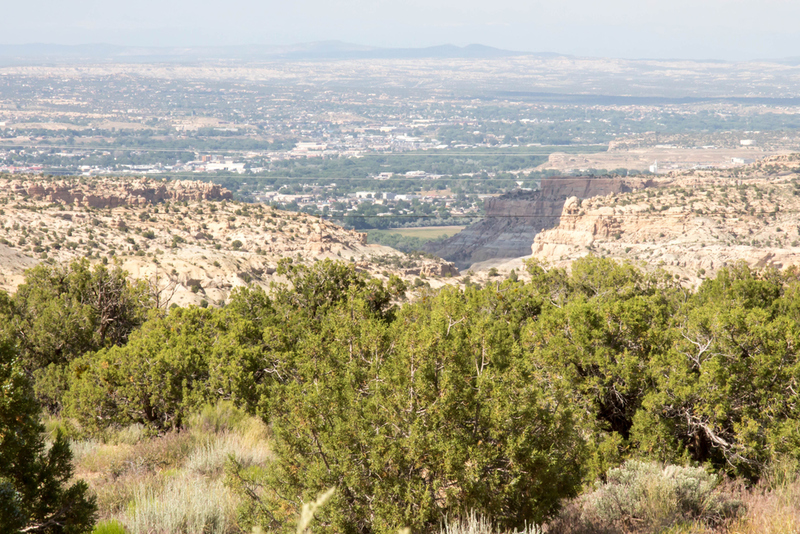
[[0, 41, 539, 62]]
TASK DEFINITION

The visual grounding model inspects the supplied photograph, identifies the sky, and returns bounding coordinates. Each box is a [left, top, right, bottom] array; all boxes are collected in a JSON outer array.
[[5, 0, 800, 61]]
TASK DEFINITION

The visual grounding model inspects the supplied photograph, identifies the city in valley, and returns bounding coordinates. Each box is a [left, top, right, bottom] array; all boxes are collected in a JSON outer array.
[[3, 52, 800, 233]]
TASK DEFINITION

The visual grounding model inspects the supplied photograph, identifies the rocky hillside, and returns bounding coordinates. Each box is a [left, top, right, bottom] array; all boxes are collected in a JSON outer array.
[[531, 157, 800, 283], [426, 177, 654, 268], [0, 175, 458, 305]]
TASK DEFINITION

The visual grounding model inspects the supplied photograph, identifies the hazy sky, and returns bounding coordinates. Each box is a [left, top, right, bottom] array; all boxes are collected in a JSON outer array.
[[5, 0, 800, 60]]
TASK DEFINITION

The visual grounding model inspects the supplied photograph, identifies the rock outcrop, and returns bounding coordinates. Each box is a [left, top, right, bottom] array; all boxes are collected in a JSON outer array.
[[16, 177, 232, 208], [426, 177, 653, 268]]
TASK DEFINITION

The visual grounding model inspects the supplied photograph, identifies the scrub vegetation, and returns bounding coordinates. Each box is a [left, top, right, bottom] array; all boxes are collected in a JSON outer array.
[[3, 256, 800, 533]]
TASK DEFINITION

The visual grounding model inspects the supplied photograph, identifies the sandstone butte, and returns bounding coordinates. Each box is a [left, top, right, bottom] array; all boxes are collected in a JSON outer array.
[[0, 175, 459, 306]]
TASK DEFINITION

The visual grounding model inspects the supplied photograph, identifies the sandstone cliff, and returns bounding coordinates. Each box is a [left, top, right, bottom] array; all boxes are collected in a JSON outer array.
[[426, 177, 653, 268], [531, 169, 800, 283]]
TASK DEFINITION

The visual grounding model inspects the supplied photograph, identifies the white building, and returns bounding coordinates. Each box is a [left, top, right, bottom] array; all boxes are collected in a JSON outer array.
[[207, 162, 246, 174]]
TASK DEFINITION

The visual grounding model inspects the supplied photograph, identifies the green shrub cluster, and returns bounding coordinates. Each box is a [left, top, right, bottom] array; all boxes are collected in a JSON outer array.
[[6, 256, 800, 533], [0, 339, 96, 533], [0, 259, 150, 412]]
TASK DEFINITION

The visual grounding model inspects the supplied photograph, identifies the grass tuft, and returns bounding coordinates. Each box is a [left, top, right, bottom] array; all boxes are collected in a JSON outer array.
[[442, 511, 542, 534], [92, 519, 128, 534], [123, 473, 236, 534]]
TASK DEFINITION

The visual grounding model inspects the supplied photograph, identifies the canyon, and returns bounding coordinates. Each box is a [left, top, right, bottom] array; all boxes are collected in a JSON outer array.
[[426, 176, 654, 268], [529, 165, 800, 283], [430, 155, 800, 284]]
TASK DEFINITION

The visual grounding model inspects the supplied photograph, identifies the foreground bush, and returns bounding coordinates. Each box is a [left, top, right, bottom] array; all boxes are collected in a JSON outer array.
[[0, 340, 96, 533], [550, 461, 740, 533], [7, 260, 150, 412], [231, 261, 585, 534], [66, 306, 265, 431], [22, 256, 800, 532]]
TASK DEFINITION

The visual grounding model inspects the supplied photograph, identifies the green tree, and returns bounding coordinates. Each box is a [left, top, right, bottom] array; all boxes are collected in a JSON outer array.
[[522, 256, 681, 479], [66, 305, 264, 432], [0, 339, 96, 533], [639, 264, 800, 478], [9, 260, 150, 411], [234, 264, 583, 534]]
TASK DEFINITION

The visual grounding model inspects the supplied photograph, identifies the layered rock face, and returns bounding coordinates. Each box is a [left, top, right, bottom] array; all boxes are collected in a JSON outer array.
[[15, 177, 232, 208], [530, 171, 800, 284], [426, 177, 652, 268]]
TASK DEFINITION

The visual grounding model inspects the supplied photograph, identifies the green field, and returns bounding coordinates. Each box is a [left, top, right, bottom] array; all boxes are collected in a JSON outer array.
[[373, 226, 465, 240]]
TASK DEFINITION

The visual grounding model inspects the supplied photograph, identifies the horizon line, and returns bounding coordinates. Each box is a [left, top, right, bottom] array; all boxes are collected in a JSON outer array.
[[0, 40, 792, 64]]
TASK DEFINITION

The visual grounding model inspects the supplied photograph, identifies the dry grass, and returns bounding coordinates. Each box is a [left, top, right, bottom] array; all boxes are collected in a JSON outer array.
[[123, 473, 237, 534], [63, 402, 272, 533], [726, 470, 800, 534], [441, 511, 542, 534], [185, 429, 272, 477]]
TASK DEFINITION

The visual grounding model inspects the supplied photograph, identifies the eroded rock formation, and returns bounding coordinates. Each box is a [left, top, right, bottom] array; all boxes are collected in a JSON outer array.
[[530, 171, 800, 284], [16, 177, 232, 208], [426, 177, 653, 268]]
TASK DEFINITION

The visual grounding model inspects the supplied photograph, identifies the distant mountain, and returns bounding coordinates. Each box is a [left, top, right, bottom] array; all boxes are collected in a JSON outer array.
[[774, 56, 800, 66], [0, 41, 549, 63]]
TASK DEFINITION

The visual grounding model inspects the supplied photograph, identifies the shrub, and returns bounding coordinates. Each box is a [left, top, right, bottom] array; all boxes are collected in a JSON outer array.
[[0, 340, 97, 534], [65, 308, 212, 431], [66, 307, 265, 432], [9, 260, 150, 411], [236, 265, 584, 534], [550, 461, 740, 533]]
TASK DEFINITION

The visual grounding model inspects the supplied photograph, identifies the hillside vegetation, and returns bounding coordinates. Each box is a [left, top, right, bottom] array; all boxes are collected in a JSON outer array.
[[3, 256, 800, 533], [0, 175, 458, 307]]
